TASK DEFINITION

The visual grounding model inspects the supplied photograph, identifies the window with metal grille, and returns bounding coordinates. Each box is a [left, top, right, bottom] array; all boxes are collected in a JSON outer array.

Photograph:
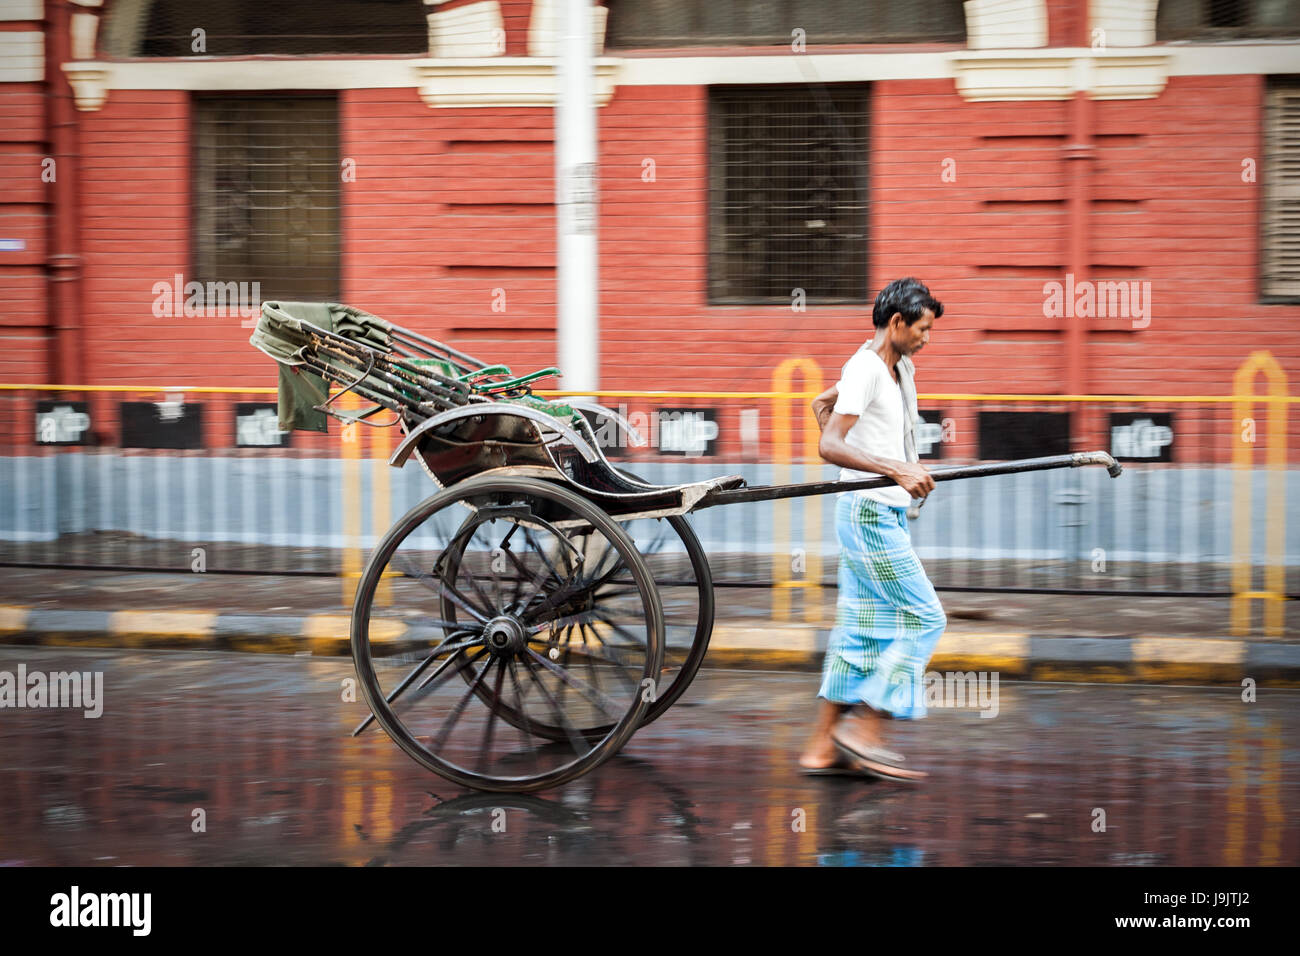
[[708, 86, 868, 305], [193, 96, 340, 303], [102, 0, 428, 57], [606, 0, 966, 47], [1263, 78, 1300, 300], [1157, 0, 1300, 40]]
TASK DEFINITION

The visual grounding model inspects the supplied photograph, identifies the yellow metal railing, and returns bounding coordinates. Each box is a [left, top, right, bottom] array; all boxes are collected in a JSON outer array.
[[2, 380, 1294, 632], [6, 383, 1298, 403], [769, 360, 825, 623], [340, 391, 363, 607], [1231, 351, 1288, 638]]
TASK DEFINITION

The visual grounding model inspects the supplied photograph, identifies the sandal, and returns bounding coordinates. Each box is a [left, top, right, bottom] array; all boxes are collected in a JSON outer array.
[[799, 759, 878, 778], [830, 730, 928, 782]]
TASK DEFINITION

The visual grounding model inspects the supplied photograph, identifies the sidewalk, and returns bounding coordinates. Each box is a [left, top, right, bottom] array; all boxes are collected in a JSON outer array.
[[0, 567, 1296, 686]]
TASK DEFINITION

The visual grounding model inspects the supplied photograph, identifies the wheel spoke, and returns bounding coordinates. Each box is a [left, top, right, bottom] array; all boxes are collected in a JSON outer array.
[[505, 542, 565, 617], [487, 545, 506, 611], [493, 524, 527, 612], [524, 647, 627, 720], [578, 619, 644, 668], [394, 552, 494, 624], [578, 545, 630, 594], [352, 630, 482, 736], [521, 526, 566, 582], [416, 619, 484, 632], [574, 624, 613, 697], [574, 621, 642, 692], [507, 549, 526, 611], [519, 653, 593, 759], [431, 654, 496, 752], [504, 658, 541, 773], [593, 611, 652, 646], [455, 546, 502, 620], [415, 645, 488, 694], [592, 583, 641, 597], [477, 659, 509, 768], [439, 576, 494, 624], [578, 533, 616, 585], [576, 621, 603, 705]]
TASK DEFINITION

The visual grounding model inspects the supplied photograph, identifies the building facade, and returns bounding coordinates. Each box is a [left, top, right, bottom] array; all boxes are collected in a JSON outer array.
[[0, 0, 1297, 439]]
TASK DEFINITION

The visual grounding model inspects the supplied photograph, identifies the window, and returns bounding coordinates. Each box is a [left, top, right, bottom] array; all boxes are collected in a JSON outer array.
[[1263, 78, 1300, 300], [606, 0, 966, 48], [104, 0, 428, 57], [193, 95, 340, 303], [708, 86, 869, 305], [1157, 0, 1300, 40]]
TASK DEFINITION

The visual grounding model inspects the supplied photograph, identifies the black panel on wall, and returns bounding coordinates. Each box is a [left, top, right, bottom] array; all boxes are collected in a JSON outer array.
[[120, 402, 204, 449], [658, 408, 720, 457], [978, 411, 1070, 460], [916, 409, 945, 460], [235, 402, 291, 448], [1109, 412, 1174, 462], [35, 401, 93, 446]]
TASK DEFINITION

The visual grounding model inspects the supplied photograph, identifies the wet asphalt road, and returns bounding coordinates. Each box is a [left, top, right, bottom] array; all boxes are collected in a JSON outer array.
[[1, 645, 1296, 866]]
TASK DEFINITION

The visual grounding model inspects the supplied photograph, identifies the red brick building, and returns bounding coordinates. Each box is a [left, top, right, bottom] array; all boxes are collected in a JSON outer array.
[[2, 0, 1299, 420]]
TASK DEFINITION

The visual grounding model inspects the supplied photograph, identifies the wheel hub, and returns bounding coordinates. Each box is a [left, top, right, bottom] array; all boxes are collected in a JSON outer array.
[[483, 615, 528, 656]]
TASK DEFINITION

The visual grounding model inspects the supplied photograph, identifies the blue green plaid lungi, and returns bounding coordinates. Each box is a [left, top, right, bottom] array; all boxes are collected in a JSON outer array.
[[818, 491, 947, 719]]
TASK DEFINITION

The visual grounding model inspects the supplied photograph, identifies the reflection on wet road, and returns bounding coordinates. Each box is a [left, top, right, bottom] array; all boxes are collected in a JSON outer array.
[[1, 647, 1295, 865]]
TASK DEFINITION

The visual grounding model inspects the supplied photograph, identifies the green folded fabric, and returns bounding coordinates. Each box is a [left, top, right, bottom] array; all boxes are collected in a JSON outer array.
[[249, 300, 575, 433], [250, 301, 394, 432], [277, 363, 329, 433]]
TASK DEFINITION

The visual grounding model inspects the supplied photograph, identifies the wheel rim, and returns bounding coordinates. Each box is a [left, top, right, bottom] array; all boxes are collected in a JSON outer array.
[[609, 466, 714, 728], [351, 476, 665, 792], [617, 513, 713, 726]]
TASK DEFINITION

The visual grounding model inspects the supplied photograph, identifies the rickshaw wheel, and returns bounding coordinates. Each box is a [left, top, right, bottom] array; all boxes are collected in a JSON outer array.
[[442, 508, 713, 740], [351, 475, 664, 793]]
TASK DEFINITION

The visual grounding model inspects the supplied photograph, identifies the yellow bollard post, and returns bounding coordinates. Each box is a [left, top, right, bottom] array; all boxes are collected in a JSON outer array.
[[340, 390, 362, 609], [1224, 712, 1246, 867], [1230, 351, 1288, 637], [371, 420, 392, 607], [1258, 719, 1283, 866], [771, 359, 825, 623]]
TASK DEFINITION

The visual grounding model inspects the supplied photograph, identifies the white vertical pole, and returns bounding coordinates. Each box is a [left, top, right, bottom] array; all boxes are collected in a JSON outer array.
[[555, 0, 598, 393]]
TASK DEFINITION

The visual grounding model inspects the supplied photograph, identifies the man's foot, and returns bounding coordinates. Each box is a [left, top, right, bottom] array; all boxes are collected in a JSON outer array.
[[797, 741, 842, 771], [799, 699, 852, 770], [833, 705, 887, 751]]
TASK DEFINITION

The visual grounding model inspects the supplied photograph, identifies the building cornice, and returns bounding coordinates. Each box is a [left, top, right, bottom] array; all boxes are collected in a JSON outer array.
[[415, 58, 619, 107], [952, 48, 1170, 101], [60, 43, 1300, 111]]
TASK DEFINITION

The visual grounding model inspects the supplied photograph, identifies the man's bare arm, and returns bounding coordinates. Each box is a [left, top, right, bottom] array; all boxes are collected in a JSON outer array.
[[818, 412, 935, 498], [812, 385, 838, 432]]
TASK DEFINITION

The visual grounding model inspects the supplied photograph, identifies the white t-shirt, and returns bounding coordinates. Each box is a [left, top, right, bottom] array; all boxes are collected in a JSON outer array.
[[832, 345, 912, 508]]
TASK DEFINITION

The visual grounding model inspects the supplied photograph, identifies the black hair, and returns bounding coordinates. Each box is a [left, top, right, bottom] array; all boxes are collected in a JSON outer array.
[[872, 277, 944, 328]]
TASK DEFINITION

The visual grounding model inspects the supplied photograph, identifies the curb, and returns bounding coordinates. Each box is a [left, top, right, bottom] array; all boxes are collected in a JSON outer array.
[[2, 605, 1298, 687]]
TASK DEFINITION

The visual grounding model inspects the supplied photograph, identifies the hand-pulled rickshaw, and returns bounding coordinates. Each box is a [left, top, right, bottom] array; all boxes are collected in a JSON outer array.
[[251, 301, 1122, 792]]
